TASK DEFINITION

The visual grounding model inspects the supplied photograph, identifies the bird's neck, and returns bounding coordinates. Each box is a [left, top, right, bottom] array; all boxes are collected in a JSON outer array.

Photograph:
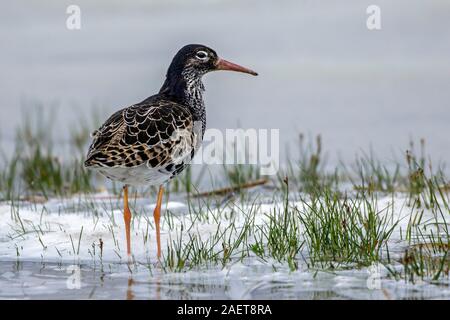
[[159, 68, 206, 132]]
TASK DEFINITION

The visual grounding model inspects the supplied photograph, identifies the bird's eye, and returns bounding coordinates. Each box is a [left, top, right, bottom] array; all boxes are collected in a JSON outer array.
[[195, 50, 208, 60]]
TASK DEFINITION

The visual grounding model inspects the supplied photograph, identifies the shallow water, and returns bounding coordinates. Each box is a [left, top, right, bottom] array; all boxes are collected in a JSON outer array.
[[0, 190, 449, 300], [1, 259, 449, 300]]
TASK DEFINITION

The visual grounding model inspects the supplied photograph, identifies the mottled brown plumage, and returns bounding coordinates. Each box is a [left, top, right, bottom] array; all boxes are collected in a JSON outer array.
[[85, 99, 197, 172]]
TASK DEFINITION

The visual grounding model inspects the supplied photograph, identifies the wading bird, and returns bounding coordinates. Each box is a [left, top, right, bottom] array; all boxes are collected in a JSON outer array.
[[85, 44, 257, 258]]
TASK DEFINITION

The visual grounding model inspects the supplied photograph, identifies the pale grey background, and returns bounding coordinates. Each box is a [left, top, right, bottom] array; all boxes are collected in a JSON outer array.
[[1, 0, 449, 168]]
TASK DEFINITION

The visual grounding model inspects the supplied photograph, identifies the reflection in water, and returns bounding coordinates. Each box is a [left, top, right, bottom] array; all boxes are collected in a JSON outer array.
[[0, 260, 449, 300], [126, 277, 135, 300]]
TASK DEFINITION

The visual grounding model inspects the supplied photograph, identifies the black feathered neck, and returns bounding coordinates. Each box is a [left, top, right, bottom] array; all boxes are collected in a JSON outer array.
[[159, 67, 202, 102], [158, 60, 206, 135]]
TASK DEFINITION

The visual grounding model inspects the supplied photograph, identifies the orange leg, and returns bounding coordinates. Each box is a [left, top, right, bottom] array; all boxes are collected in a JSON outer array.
[[153, 185, 164, 259], [123, 185, 132, 256]]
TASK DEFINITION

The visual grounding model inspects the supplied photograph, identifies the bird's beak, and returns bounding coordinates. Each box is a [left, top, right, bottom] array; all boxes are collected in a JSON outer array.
[[215, 58, 258, 76]]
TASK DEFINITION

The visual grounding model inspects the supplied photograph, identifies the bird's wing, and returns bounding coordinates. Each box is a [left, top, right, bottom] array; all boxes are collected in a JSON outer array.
[[85, 100, 198, 169]]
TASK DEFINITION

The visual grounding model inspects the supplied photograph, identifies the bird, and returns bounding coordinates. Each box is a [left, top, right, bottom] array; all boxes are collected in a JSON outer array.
[[84, 44, 257, 259]]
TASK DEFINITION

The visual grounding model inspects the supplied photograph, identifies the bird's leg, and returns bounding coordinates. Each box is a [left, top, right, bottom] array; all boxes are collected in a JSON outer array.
[[153, 185, 164, 259], [123, 185, 132, 256]]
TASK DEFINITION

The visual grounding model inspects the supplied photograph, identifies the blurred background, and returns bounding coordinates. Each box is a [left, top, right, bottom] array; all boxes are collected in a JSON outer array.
[[1, 0, 449, 168]]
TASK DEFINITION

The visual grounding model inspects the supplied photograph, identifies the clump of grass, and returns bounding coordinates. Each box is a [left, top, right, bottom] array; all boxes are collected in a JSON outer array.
[[298, 134, 323, 190], [0, 150, 20, 200], [163, 223, 228, 272], [162, 199, 259, 272], [20, 145, 63, 196], [278, 134, 340, 195], [18, 129, 93, 198], [223, 163, 261, 189], [349, 139, 446, 199], [395, 171, 450, 283], [257, 178, 302, 270], [401, 242, 449, 283], [297, 189, 398, 269], [405, 140, 431, 206], [0, 108, 95, 199], [351, 150, 400, 193]]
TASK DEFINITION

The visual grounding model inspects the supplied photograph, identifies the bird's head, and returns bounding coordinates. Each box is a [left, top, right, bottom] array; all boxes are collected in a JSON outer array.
[[167, 44, 258, 78]]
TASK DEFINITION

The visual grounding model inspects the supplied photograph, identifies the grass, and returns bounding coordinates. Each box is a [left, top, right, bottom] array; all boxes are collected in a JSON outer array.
[[0, 109, 95, 200], [297, 189, 397, 269], [0, 110, 449, 286], [351, 150, 401, 193], [278, 134, 340, 194]]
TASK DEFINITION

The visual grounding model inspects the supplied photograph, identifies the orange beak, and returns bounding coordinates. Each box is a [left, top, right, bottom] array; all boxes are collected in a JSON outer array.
[[215, 58, 258, 76]]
